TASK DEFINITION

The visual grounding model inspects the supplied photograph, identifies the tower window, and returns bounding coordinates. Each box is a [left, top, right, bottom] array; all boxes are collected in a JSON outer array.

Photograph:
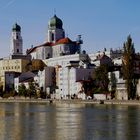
[[52, 33, 54, 41], [17, 49, 19, 53], [16, 35, 19, 39]]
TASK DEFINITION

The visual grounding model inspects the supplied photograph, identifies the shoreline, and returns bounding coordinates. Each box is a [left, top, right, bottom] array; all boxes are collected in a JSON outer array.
[[0, 99, 140, 105]]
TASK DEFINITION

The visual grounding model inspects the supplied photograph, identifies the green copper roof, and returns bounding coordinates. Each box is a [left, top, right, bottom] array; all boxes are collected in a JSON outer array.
[[49, 15, 63, 29], [12, 23, 21, 32]]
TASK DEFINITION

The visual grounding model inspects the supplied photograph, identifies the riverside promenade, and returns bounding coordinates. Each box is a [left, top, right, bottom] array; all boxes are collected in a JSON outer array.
[[0, 98, 140, 105]]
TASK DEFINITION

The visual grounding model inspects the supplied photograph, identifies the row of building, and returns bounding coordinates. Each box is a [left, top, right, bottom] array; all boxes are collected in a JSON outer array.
[[1, 15, 140, 100]]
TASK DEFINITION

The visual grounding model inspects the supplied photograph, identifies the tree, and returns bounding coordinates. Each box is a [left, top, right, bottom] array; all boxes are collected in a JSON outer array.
[[122, 35, 136, 99], [82, 80, 94, 97], [94, 64, 109, 92], [18, 83, 27, 97], [27, 82, 36, 98], [110, 72, 117, 99]]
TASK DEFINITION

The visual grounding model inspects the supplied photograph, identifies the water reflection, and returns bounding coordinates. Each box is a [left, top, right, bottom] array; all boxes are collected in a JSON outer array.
[[54, 104, 85, 140], [0, 103, 140, 140]]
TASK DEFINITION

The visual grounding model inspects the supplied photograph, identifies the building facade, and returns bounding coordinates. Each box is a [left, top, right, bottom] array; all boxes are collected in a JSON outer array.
[[0, 59, 30, 90]]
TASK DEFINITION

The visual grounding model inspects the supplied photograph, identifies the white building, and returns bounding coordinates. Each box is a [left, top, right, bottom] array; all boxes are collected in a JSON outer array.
[[54, 61, 94, 99], [43, 53, 89, 67], [108, 57, 128, 100], [34, 67, 55, 93], [109, 70, 127, 100], [14, 71, 36, 92]]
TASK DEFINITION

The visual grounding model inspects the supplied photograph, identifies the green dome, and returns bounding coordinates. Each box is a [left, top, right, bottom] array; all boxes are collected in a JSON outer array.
[[49, 15, 63, 29], [12, 23, 21, 32]]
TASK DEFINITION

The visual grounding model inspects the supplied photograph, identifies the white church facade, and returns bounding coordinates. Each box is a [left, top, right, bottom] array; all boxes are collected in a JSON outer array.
[[27, 15, 82, 60]]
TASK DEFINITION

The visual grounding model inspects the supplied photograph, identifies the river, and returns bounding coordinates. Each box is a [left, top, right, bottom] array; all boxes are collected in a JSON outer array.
[[0, 102, 140, 140]]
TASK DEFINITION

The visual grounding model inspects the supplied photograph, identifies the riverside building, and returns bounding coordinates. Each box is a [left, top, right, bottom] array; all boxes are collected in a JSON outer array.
[[1, 15, 140, 100]]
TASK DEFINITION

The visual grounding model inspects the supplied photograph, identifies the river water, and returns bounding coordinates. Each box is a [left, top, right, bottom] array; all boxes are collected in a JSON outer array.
[[0, 102, 140, 140]]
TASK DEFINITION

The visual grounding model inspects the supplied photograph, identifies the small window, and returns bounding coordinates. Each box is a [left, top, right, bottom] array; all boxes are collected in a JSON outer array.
[[17, 49, 19, 53]]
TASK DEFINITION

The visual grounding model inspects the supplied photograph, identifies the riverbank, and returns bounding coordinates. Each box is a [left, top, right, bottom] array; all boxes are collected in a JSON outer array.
[[0, 98, 140, 105], [55, 99, 140, 105]]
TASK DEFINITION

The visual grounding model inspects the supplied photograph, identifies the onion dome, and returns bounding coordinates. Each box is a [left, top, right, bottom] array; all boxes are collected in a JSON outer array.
[[12, 23, 21, 32], [48, 15, 63, 29]]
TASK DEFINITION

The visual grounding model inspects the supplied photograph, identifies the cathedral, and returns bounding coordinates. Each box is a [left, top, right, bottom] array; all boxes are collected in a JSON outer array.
[[27, 15, 83, 59]]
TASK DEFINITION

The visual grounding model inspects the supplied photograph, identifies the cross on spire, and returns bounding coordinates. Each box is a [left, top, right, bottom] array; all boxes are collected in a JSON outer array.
[[54, 8, 56, 15]]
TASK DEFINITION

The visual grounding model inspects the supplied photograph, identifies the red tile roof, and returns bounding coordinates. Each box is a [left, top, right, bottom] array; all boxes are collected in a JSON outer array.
[[27, 42, 54, 54], [55, 37, 73, 45], [27, 37, 75, 54]]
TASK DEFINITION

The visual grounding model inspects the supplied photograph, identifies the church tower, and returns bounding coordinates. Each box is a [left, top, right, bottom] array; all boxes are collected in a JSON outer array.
[[10, 23, 23, 55], [48, 15, 65, 43]]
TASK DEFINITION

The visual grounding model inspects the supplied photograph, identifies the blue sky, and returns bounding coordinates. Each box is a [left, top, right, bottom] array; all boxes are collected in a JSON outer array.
[[0, 0, 140, 57]]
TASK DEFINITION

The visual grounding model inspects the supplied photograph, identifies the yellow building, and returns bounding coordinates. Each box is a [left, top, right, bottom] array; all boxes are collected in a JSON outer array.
[[0, 58, 30, 90]]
